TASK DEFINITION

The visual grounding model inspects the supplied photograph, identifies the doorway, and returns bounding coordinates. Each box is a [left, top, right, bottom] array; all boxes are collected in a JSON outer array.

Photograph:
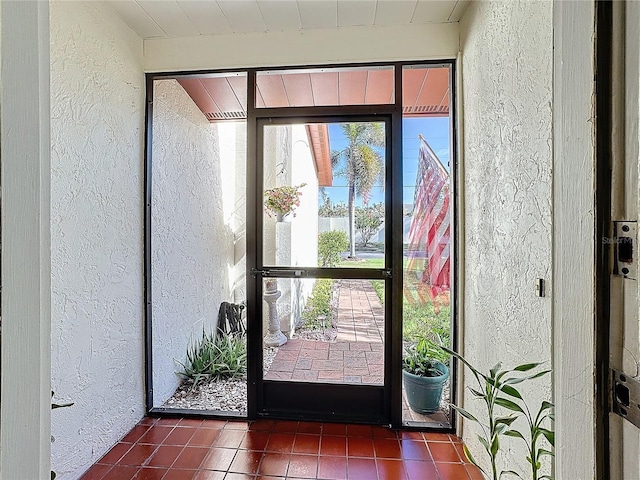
[[144, 62, 456, 429], [250, 118, 392, 423]]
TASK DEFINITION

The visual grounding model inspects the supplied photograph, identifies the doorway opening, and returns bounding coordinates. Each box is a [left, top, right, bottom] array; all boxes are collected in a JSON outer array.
[[144, 62, 456, 430]]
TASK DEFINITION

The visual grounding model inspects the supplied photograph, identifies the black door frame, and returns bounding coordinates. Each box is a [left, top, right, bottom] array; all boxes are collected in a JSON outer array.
[[143, 60, 457, 432], [249, 113, 396, 425]]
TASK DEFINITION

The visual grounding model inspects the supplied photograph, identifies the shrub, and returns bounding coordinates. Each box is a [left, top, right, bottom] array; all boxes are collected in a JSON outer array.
[[301, 279, 334, 328], [318, 230, 349, 267], [177, 329, 247, 388], [355, 203, 384, 247], [371, 280, 385, 303]]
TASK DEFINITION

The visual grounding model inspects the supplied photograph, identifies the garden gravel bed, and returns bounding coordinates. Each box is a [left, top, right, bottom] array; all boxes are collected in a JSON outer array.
[[162, 346, 277, 413]]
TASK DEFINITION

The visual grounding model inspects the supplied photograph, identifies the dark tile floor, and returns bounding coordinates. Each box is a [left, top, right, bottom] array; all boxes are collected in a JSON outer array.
[[80, 417, 483, 480]]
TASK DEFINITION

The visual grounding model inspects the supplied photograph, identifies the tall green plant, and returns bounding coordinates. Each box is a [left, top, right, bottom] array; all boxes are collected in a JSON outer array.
[[355, 202, 384, 247], [443, 347, 555, 480], [318, 230, 349, 267], [331, 123, 385, 258]]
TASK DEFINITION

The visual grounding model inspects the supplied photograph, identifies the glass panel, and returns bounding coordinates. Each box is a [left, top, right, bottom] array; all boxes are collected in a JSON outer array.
[[262, 122, 386, 267], [401, 65, 453, 427], [262, 278, 384, 386], [256, 66, 395, 108], [150, 77, 247, 414]]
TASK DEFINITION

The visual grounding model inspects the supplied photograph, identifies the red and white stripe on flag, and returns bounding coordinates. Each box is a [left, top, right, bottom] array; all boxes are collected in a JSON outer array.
[[407, 137, 450, 300]]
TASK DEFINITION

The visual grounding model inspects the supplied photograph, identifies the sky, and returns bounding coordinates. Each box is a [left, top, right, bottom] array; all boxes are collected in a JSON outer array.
[[324, 117, 451, 206]]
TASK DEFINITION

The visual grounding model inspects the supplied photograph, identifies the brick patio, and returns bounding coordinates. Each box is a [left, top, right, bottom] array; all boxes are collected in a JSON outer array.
[[263, 279, 451, 426], [265, 279, 385, 385]]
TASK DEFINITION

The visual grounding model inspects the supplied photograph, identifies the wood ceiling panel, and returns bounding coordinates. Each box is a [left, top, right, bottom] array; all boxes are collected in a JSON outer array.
[[177, 66, 448, 121], [281, 74, 314, 107], [137, 1, 196, 37], [373, 0, 417, 25], [217, 0, 267, 33], [402, 68, 427, 109], [178, 1, 233, 35], [309, 72, 339, 106], [449, 0, 471, 21], [177, 78, 221, 117], [338, 70, 367, 105], [259, 1, 302, 31], [227, 76, 248, 111], [411, 0, 458, 24], [256, 74, 289, 107], [337, 0, 376, 27], [440, 90, 450, 112], [298, 0, 338, 29], [364, 69, 395, 104], [109, 1, 167, 38], [200, 78, 243, 115], [415, 68, 449, 109]]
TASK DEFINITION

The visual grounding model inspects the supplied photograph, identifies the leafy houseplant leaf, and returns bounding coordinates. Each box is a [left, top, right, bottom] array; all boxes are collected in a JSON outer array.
[[494, 397, 525, 414], [498, 384, 522, 399], [504, 430, 526, 441], [490, 434, 500, 456], [538, 448, 555, 457], [451, 405, 479, 423], [500, 470, 523, 479], [539, 428, 555, 446], [514, 363, 541, 372], [463, 444, 484, 472]]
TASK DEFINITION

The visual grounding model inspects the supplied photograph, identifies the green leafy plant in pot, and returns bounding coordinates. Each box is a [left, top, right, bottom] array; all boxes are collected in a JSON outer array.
[[402, 337, 450, 414]]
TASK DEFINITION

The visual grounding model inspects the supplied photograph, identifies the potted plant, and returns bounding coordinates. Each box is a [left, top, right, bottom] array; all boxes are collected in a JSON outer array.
[[402, 337, 449, 414], [264, 183, 307, 221]]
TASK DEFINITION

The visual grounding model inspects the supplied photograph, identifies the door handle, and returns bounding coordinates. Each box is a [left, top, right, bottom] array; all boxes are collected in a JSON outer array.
[[250, 268, 271, 277]]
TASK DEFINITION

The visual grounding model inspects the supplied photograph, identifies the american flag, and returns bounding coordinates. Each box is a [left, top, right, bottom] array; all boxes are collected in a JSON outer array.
[[405, 135, 450, 303]]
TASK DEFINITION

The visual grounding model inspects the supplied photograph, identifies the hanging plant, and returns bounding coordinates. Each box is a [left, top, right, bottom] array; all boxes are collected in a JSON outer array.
[[264, 183, 307, 218]]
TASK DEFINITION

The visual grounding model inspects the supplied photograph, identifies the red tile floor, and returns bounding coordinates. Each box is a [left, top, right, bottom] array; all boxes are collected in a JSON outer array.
[[80, 417, 483, 480]]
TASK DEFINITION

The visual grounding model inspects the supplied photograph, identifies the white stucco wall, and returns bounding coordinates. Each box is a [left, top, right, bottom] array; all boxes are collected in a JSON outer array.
[[262, 125, 319, 333], [288, 126, 320, 330], [460, 0, 553, 475], [217, 121, 247, 305], [151, 79, 235, 406], [50, 2, 145, 479]]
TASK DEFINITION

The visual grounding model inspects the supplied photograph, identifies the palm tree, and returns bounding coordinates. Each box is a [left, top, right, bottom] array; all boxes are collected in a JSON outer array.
[[331, 123, 385, 258]]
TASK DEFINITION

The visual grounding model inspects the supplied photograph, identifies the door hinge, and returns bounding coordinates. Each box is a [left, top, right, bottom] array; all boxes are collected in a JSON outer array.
[[611, 368, 640, 429], [613, 221, 637, 280]]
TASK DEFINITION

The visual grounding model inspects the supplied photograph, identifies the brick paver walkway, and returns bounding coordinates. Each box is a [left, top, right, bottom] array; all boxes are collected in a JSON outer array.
[[265, 279, 385, 385]]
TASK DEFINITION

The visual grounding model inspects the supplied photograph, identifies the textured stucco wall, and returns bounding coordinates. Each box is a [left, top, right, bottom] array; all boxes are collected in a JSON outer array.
[[50, 2, 145, 478], [217, 122, 247, 305], [289, 126, 320, 329], [460, 0, 553, 474], [151, 79, 235, 406], [262, 125, 319, 334]]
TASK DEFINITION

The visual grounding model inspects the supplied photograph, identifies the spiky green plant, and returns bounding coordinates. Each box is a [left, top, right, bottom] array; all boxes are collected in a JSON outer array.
[[177, 329, 247, 389], [443, 347, 555, 480]]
